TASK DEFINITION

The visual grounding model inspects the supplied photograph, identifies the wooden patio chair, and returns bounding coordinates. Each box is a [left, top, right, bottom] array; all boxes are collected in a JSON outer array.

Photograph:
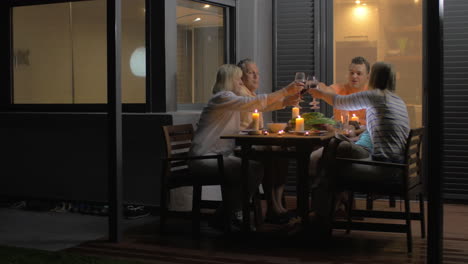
[[160, 124, 230, 235], [332, 127, 425, 253]]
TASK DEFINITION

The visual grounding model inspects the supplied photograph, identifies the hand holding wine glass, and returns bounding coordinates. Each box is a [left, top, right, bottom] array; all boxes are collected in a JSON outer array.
[[294, 72, 306, 107], [308, 76, 320, 110]]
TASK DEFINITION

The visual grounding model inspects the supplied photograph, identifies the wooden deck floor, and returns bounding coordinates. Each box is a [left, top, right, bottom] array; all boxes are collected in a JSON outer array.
[[67, 198, 468, 264]]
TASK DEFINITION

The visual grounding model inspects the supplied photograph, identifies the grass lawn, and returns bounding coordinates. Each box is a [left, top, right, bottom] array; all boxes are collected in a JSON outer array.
[[0, 246, 143, 264]]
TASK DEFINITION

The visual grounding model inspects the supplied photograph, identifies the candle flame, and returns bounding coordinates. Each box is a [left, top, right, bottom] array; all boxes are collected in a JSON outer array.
[[254, 109, 258, 113], [352, 114, 357, 117], [297, 115, 301, 118]]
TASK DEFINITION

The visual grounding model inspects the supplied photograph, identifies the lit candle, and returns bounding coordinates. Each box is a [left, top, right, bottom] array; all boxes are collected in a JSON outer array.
[[292, 107, 300, 119], [351, 114, 359, 123], [295, 115, 304, 132], [252, 109, 260, 131], [278, 130, 285, 135]]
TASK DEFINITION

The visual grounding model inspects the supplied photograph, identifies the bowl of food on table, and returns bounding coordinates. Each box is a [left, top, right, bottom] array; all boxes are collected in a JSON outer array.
[[267, 122, 288, 133]]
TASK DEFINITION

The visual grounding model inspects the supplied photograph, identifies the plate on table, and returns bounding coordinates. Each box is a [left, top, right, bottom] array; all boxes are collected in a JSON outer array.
[[240, 129, 262, 135], [309, 130, 329, 135], [288, 130, 328, 136], [288, 130, 307, 135]]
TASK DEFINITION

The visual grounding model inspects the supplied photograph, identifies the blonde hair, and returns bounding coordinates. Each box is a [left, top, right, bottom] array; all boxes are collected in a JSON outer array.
[[212, 64, 243, 94]]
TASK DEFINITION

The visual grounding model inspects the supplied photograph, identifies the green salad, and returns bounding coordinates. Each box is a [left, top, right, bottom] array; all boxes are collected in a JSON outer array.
[[290, 112, 336, 130]]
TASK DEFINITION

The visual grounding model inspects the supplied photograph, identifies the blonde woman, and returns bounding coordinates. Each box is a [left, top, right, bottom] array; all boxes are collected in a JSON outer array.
[[189, 64, 302, 229]]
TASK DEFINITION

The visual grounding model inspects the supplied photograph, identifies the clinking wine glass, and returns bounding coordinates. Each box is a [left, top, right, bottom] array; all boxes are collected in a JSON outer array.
[[294, 72, 306, 107], [308, 76, 320, 110]]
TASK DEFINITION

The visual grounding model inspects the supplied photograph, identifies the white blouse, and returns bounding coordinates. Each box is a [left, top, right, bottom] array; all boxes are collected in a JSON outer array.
[[190, 91, 284, 157]]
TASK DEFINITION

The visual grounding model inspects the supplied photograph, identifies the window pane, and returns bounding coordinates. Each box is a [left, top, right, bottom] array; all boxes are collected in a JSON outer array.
[[71, 0, 106, 103], [333, 0, 423, 128], [13, 3, 73, 103], [122, 0, 146, 103], [176, 0, 225, 105], [12, 0, 146, 104]]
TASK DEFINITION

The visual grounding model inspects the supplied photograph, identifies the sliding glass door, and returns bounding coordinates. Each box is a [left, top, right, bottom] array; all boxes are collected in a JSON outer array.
[[333, 0, 423, 128]]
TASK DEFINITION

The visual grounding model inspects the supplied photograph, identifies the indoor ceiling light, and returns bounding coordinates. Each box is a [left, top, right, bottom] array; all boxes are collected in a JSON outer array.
[[193, 17, 201, 22], [354, 6, 368, 17], [355, 0, 361, 4], [204, 4, 210, 8]]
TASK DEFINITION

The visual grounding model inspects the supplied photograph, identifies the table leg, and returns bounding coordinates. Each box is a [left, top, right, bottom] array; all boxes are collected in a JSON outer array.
[[240, 144, 251, 233], [296, 146, 312, 224]]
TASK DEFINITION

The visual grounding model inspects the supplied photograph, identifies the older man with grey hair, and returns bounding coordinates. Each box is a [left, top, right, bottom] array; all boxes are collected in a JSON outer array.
[[237, 58, 293, 225]]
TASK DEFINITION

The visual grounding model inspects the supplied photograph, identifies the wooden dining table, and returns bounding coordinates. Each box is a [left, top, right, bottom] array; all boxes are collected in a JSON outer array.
[[221, 131, 334, 232]]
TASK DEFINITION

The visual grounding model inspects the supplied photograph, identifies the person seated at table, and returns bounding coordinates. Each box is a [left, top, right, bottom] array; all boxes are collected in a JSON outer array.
[[307, 61, 410, 237], [189, 64, 302, 229], [310, 56, 371, 174], [237, 58, 291, 224], [308, 57, 373, 214], [318, 56, 370, 130]]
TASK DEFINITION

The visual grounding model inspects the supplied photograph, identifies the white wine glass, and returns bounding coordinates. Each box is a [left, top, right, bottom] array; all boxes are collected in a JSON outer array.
[[308, 76, 320, 110], [294, 72, 306, 108], [295, 72, 306, 84]]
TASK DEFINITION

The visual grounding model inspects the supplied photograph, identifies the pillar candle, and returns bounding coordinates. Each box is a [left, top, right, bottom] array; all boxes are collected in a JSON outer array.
[[252, 109, 260, 130], [295, 115, 304, 131], [292, 107, 300, 119], [351, 114, 359, 123]]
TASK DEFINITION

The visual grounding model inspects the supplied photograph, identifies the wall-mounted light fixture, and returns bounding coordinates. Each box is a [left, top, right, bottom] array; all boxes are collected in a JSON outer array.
[[130, 47, 145, 77], [193, 17, 201, 22]]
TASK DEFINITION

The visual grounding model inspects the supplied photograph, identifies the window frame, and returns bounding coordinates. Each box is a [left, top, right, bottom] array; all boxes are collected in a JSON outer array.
[[175, 0, 236, 111], [1, 0, 148, 112], [0, 0, 236, 113]]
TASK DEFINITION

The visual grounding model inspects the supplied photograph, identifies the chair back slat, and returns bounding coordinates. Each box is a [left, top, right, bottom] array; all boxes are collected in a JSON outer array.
[[171, 142, 192, 151], [163, 124, 194, 160], [405, 127, 424, 185], [408, 147, 419, 156], [408, 166, 419, 177], [171, 160, 188, 169], [170, 133, 193, 142], [408, 156, 418, 165]]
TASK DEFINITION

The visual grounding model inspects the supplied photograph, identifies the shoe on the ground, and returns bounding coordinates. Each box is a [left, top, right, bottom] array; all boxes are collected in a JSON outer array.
[[209, 209, 256, 232], [124, 205, 150, 219], [50, 202, 70, 213], [10, 201, 26, 209], [96, 205, 109, 216]]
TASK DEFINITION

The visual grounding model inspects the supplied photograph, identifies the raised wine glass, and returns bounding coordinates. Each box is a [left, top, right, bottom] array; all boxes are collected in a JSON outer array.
[[294, 72, 306, 107], [308, 76, 320, 110]]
